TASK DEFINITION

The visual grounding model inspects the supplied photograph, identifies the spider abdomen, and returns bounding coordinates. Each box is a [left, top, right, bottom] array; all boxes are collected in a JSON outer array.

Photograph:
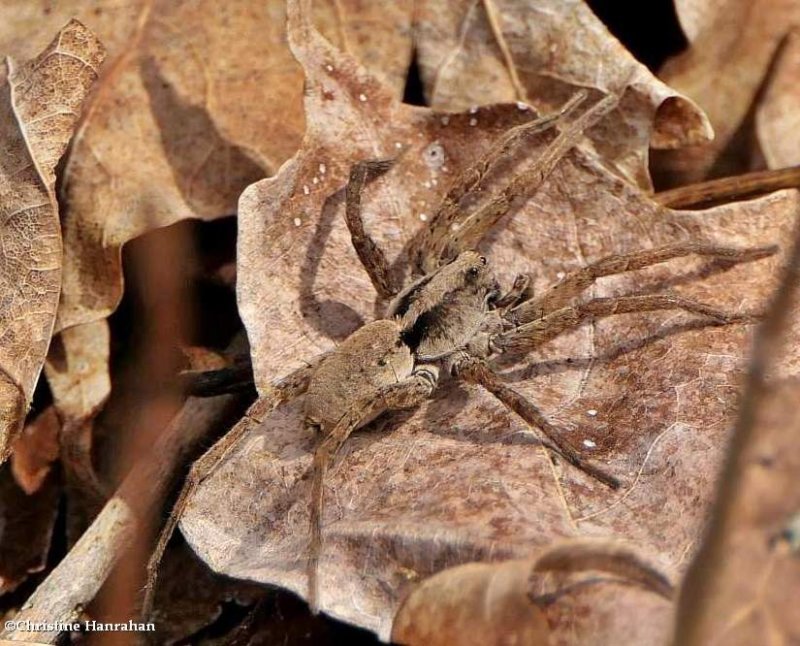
[[303, 319, 414, 435]]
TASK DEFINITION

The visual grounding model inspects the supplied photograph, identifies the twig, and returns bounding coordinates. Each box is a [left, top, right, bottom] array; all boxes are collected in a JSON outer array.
[[0, 393, 246, 643], [655, 165, 800, 209]]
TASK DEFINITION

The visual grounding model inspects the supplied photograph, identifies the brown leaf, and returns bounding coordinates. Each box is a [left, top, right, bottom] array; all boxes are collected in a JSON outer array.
[[181, 346, 229, 373], [658, 0, 800, 183], [756, 28, 800, 169], [44, 321, 110, 501], [391, 539, 672, 646], [0, 0, 415, 337], [673, 0, 730, 42], [672, 204, 800, 642], [0, 20, 104, 460], [0, 4, 416, 458], [10, 407, 60, 496], [392, 559, 551, 646], [414, 0, 712, 189], [44, 321, 110, 422], [180, 5, 799, 639]]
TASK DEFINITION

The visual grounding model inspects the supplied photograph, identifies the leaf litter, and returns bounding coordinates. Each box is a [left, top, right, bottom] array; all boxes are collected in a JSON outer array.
[[0, 1, 799, 644], [177, 1, 800, 641]]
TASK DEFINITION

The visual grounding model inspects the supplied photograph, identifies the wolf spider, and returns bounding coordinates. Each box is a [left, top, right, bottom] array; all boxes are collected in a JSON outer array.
[[143, 89, 775, 616]]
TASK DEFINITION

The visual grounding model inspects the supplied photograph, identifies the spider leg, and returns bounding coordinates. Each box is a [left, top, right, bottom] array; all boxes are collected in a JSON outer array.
[[417, 91, 620, 273], [452, 356, 619, 488], [345, 158, 401, 299], [494, 273, 531, 310], [494, 293, 760, 358], [414, 91, 588, 273], [142, 357, 322, 620], [508, 243, 778, 326], [309, 368, 437, 613]]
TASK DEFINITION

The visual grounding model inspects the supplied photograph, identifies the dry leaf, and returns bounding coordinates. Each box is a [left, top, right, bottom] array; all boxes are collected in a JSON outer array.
[[150, 541, 263, 645], [0, 0, 415, 337], [414, 0, 712, 189], [672, 0, 730, 42], [392, 559, 551, 646], [44, 321, 110, 423], [659, 0, 800, 183], [43, 320, 110, 500], [10, 407, 60, 496], [672, 207, 800, 643], [0, 20, 104, 460], [179, 5, 799, 640], [0, 3, 416, 454], [181, 346, 229, 373], [391, 540, 672, 646], [755, 28, 800, 169]]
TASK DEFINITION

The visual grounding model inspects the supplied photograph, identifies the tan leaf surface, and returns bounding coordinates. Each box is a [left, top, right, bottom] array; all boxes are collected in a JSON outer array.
[[673, 0, 730, 41], [44, 321, 110, 422], [391, 541, 673, 646], [414, 0, 712, 189], [0, 20, 104, 460], [180, 7, 799, 640], [672, 203, 800, 643], [10, 407, 59, 496], [0, 0, 414, 336], [755, 28, 800, 169], [659, 0, 800, 183], [43, 321, 110, 499]]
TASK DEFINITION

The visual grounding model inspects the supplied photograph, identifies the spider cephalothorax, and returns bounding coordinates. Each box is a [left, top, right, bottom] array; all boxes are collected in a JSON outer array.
[[304, 251, 503, 434]]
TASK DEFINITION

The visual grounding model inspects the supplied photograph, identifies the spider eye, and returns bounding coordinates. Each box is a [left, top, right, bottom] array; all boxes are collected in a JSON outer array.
[[468, 266, 480, 277], [479, 256, 487, 265]]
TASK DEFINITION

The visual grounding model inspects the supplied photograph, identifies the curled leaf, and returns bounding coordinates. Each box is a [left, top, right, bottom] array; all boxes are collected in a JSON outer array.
[[10, 407, 59, 496], [659, 0, 800, 182], [392, 539, 672, 646], [415, 0, 713, 188], [756, 29, 800, 169], [0, 20, 104, 460]]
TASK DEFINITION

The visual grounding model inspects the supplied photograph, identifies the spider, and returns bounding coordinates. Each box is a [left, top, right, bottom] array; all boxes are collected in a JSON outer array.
[[143, 89, 775, 616]]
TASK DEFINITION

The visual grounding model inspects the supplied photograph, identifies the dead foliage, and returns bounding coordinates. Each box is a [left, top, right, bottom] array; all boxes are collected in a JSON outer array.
[[0, 1, 798, 645]]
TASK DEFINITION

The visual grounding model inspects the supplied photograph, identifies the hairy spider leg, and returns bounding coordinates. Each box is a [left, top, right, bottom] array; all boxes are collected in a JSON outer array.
[[142, 357, 323, 620], [495, 293, 762, 358], [508, 242, 778, 327], [452, 356, 620, 488], [344, 158, 401, 299], [416, 92, 620, 273], [414, 91, 588, 273], [308, 369, 437, 613]]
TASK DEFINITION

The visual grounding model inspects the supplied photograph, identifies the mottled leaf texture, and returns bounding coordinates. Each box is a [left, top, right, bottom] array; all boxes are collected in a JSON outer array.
[[415, 0, 712, 189], [391, 540, 673, 646], [0, 1, 414, 439], [673, 202, 800, 643], [0, 20, 104, 461], [179, 2, 799, 640], [659, 0, 800, 183], [0, 0, 414, 336]]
